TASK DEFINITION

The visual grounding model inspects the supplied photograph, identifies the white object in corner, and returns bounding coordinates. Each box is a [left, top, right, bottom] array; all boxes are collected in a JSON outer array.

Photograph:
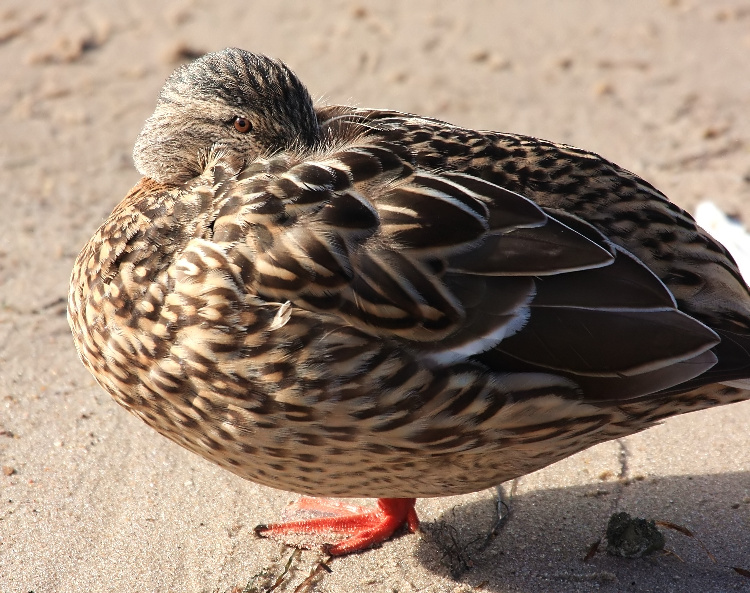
[[695, 201, 750, 284]]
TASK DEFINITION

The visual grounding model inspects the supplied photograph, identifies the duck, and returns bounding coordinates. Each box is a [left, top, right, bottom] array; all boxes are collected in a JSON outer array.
[[68, 48, 750, 556]]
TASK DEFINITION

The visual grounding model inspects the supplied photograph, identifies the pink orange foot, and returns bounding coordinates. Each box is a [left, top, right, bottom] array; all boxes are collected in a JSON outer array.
[[254, 497, 419, 556]]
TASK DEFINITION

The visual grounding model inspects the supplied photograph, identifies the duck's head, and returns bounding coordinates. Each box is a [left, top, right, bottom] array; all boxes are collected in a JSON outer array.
[[133, 48, 320, 184]]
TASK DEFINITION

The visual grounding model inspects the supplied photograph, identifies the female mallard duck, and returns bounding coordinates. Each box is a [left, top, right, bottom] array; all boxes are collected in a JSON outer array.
[[68, 48, 750, 555]]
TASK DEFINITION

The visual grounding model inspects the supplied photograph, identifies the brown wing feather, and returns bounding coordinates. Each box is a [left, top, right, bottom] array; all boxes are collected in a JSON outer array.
[[184, 108, 736, 398], [214, 142, 622, 352]]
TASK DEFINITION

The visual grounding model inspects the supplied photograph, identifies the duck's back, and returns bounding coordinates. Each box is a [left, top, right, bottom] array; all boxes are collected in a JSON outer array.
[[318, 106, 750, 396]]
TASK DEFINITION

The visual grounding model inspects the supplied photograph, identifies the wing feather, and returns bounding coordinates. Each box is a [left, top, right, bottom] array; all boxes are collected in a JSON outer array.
[[212, 116, 721, 396]]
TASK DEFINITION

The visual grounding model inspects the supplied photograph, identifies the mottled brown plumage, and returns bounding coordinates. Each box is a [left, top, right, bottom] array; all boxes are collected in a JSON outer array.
[[68, 48, 750, 554]]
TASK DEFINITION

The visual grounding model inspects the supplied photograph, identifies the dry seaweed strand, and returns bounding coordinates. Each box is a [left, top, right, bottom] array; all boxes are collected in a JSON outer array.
[[292, 556, 332, 593], [583, 538, 601, 562], [228, 548, 302, 593], [656, 520, 750, 580], [733, 567, 750, 578], [654, 520, 717, 563]]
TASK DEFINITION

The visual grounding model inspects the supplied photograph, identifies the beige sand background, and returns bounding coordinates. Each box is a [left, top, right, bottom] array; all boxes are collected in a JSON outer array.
[[1, 1, 750, 591]]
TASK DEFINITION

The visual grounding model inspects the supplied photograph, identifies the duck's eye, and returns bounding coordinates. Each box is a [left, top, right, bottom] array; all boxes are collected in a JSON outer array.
[[233, 116, 252, 133]]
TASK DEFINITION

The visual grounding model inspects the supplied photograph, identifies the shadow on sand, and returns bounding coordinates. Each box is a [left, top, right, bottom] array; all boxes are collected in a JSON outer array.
[[414, 472, 750, 592]]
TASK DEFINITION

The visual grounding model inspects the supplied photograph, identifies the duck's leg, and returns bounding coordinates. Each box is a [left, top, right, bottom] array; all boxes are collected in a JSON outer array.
[[254, 497, 419, 556]]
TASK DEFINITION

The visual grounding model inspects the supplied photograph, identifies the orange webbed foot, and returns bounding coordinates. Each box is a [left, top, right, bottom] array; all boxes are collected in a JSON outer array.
[[254, 497, 419, 556]]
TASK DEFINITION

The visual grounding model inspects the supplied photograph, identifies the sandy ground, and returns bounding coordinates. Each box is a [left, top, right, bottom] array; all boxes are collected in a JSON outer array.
[[1, 1, 750, 591]]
